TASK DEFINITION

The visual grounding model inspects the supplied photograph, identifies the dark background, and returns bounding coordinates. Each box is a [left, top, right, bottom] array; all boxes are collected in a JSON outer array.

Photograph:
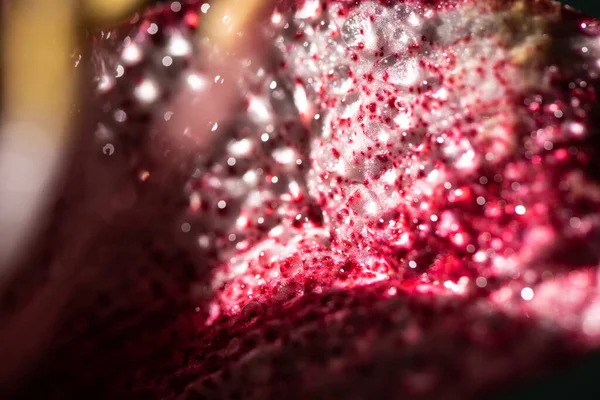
[[561, 0, 600, 17]]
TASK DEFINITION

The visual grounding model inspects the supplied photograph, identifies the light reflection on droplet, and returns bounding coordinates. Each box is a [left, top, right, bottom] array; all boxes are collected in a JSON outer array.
[[170, 2, 182, 12], [521, 287, 534, 301], [272, 147, 296, 165], [271, 10, 283, 25], [474, 251, 487, 263], [515, 205, 526, 215], [97, 75, 114, 92], [139, 170, 150, 181], [122, 43, 142, 64], [162, 55, 173, 66], [569, 122, 585, 136], [102, 143, 115, 155], [229, 139, 253, 156], [187, 73, 207, 91], [289, 181, 300, 199], [115, 65, 125, 78], [243, 170, 258, 185], [248, 96, 270, 120], [147, 23, 159, 35], [114, 109, 127, 122], [168, 34, 192, 56], [134, 79, 160, 103], [198, 235, 210, 248]]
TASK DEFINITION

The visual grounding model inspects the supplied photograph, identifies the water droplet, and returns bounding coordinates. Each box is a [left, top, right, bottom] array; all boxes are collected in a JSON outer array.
[[186, 73, 206, 91], [394, 4, 418, 24], [338, 92, 361, 118], [515, 205, 526, 215], [121, 43, 142, 65], [168, 34, 192, 57], [97, 74, 114, 93], [102, 143, 115, 155], [347, 184, 381, 217], [272, 147, 296, 165], [580, 19, 600, 36], [134, 79, 160, 103], [376, 55, 420, 87], [363, 122, 389, 142], [162, 56, 173, 66], [329, 65, 353, 95], [341, 13, 376, 49], [392, 27, 413, 43], [520, 287, 534, 301], [147, 23, 159, 35], [295, 0, 320, 19], [170, 2, 182, 12], [114, 109, 127, 122]]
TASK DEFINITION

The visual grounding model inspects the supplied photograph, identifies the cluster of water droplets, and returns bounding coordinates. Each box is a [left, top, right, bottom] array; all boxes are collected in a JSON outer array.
[[87, 0, 600, 340], [269, 0, 600, 325]]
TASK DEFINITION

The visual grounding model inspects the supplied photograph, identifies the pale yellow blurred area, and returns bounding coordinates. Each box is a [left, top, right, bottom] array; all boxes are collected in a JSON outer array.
[[83, 0, 146, 23], [3, 0, 147, 137], [3, 0, 74, 141], [203, 0, 265, 49]]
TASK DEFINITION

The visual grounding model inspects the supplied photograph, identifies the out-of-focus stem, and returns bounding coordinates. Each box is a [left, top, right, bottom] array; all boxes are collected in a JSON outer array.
[[0, 0, 75, 274], [0, 0, 146, 393], [0, 0, 147, 275]]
